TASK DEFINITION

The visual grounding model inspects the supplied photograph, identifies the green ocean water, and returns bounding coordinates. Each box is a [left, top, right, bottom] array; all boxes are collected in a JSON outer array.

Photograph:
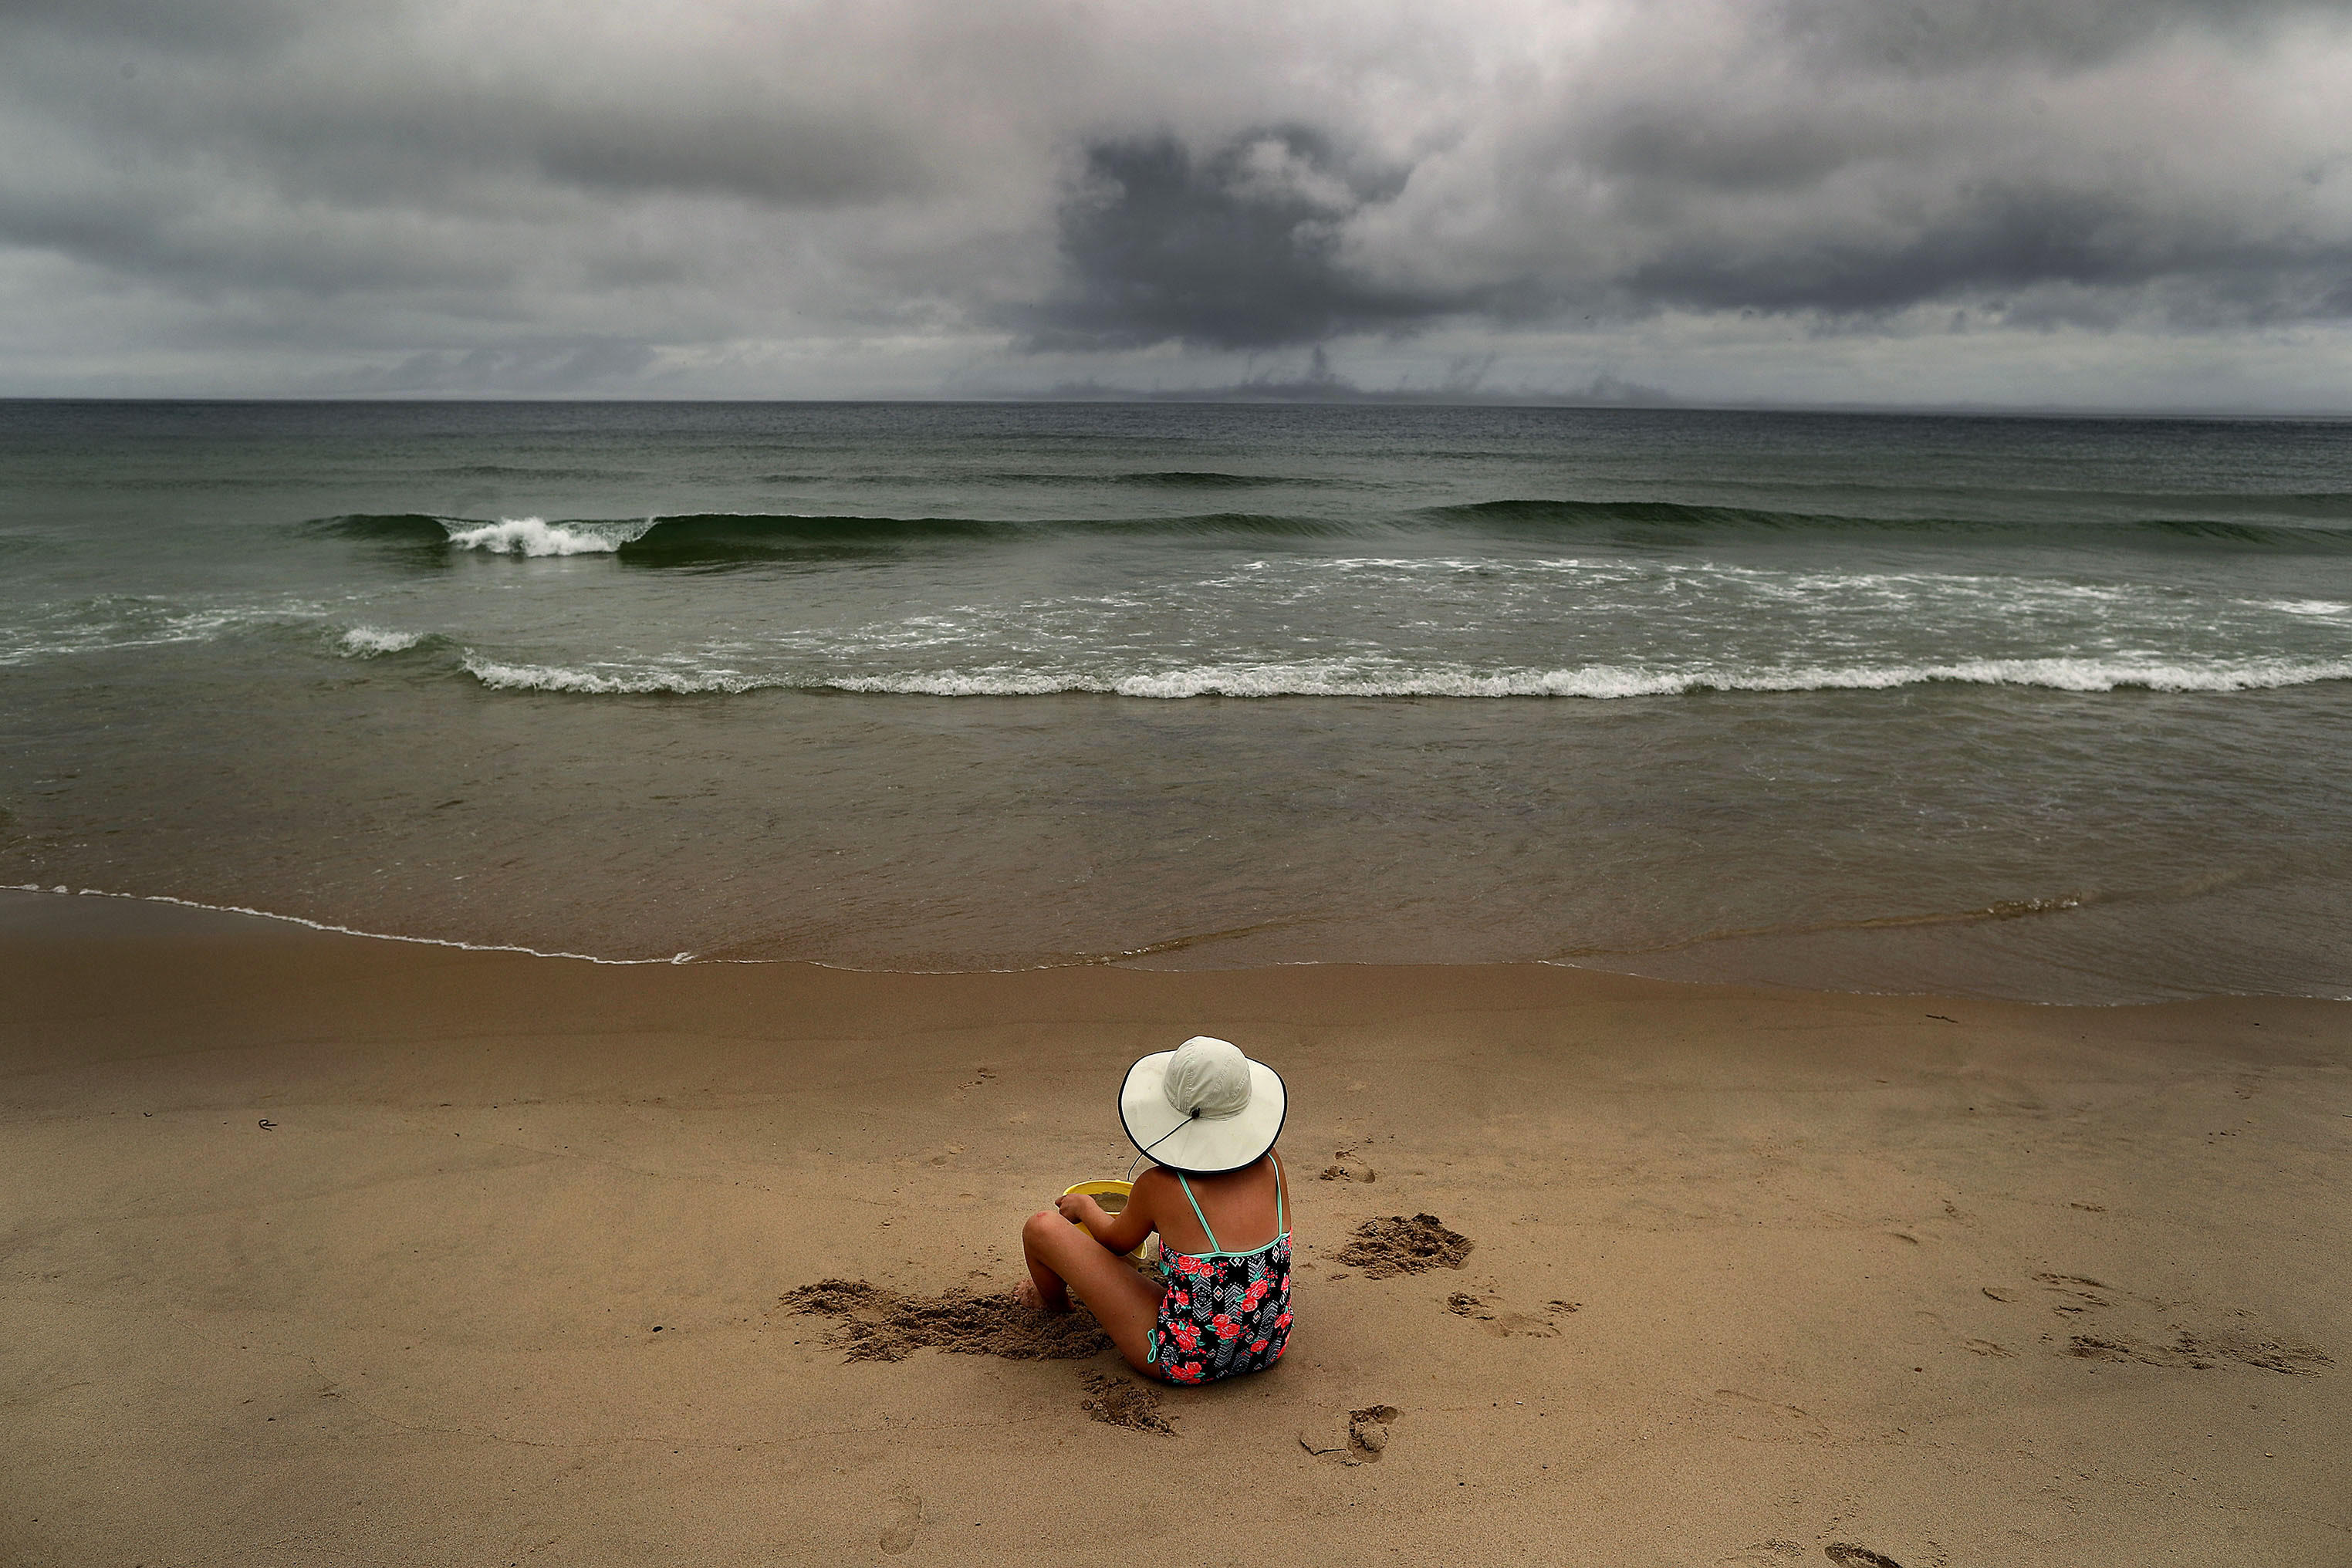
[[2, 400, 2348, 999]]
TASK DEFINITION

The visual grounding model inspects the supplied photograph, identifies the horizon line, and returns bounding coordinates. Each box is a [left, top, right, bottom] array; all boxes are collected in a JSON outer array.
[[2, 394, 2348, 421]]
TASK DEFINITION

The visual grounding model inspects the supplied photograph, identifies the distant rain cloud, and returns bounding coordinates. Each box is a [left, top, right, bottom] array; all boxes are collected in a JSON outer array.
[[1025, 129, 1439, 350]]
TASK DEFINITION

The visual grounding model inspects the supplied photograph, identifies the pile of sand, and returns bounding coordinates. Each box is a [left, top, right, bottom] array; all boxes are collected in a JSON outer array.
[[1332, 1213, 1473, 1277], [780, 1279, 1110, 1362]]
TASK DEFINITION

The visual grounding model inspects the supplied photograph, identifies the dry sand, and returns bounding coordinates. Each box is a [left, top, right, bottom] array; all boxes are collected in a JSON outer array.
[[2, 894, 2347, 1566]]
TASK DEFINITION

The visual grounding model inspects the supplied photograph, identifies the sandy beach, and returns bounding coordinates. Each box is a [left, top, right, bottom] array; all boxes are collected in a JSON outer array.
[[3, 893, 2347, 1567]]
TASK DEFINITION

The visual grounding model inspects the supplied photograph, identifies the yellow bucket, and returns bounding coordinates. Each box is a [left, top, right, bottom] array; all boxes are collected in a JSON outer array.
[[1063, 1180, 1158, 1266]]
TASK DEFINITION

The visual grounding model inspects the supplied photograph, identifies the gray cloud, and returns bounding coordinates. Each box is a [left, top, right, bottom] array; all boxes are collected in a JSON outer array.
[[1020, 347, 1669, 405], [2, 0, 303, 52], [1002, 1, 2352, 353], [1349, 2, 2352, 340], [0, 0, 2347, 402], [312, 339, 660, 394], [1773, 0, 2328, 72], [1024, 129, 1440, 350], [1615, 184, 2349, 319]]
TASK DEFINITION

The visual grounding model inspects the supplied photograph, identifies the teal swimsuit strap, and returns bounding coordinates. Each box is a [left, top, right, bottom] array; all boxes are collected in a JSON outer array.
[[1174, 1171, 1221, 1253], [1175, 1153, 1286, 1252]]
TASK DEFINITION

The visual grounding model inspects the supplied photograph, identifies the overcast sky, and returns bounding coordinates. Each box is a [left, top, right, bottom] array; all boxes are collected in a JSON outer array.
[[3, 0, 2350, 407]]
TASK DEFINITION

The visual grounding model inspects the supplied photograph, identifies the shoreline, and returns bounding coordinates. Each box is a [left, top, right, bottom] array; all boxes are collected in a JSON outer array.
[[8, 884, 2347, 1008], [5, 900, 2347, 1565]]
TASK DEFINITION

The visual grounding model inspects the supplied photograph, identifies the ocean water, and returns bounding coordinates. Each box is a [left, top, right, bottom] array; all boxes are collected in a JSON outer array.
[[2, 399, 2347, 1001]]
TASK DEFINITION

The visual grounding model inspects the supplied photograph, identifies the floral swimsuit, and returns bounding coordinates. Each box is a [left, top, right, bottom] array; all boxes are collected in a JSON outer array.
[[1147, 1152, 1292, 1384]]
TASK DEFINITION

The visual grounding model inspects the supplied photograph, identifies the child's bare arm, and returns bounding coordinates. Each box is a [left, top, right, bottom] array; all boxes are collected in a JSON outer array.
[[1055, 1185, 1156, 1255]]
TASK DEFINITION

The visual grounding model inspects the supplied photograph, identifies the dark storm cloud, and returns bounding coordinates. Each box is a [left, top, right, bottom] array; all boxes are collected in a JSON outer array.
[[1019, 1, 2352, 350], [1025, 130, 1443, 350]]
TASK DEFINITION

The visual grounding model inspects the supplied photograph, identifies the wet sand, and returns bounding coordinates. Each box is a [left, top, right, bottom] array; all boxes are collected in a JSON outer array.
[[2, 893, 2347, 1566]]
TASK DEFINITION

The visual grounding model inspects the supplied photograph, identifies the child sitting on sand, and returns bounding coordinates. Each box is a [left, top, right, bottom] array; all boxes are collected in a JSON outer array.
[[1015, 1036, 1292, 1384]]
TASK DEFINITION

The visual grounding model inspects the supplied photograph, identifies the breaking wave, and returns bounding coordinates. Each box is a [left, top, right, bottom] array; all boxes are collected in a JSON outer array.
[[451, 655, 2352, 699], [308, 500, 2352, 566], [442, 517, 641, 555], [458, 653, 776, 694], [312, 509, 1350, 563], [338, 625, 429, 657]]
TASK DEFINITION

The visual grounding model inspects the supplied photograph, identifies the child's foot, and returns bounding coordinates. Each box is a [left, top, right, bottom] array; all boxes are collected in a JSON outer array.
[[1012, 1279, 1066, 1313]]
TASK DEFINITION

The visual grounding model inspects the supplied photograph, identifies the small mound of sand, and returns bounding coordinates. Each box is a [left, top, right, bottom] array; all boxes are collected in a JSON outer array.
[[1080, 1370, 1176, 1435], [781, 1279, 1110, 1363], [1333, 1214, 1473, 1278]]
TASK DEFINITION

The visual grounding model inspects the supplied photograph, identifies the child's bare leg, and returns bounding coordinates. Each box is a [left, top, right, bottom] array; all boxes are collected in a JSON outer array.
[[1019, 1215, 1072, 1313], [1017, 1210, 1169, 1377]]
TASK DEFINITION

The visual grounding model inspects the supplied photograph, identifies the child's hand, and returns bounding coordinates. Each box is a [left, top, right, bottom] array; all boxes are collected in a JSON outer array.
[[1053, 1193, 1098, 1223]]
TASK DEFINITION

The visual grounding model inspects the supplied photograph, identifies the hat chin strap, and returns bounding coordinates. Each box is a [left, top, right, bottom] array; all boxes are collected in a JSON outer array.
[[1124, 1107, 1201, 1180]]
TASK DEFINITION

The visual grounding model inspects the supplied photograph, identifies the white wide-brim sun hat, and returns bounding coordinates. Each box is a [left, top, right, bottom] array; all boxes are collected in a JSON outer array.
[[1119, 1036, 1286, 1176]]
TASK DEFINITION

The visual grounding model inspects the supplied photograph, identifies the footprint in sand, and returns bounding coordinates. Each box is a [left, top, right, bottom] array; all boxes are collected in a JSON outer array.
[[1823, 1546, 1904, 1568], [1299, 1404, 1403, 1465], [1717, 1543, 1806, 1566], [1080, 1370, 1177, 1435], [1443, 1292, 1568, 1338], [1993, 1273, 2333, 1374], [1961, 1338, 2014, 1358], [2033, 1272, 2114, 1316], [2066, 1328, 2332, 1374], [1347, 1404, 1401, 1462], [1712, 1389, 1830, 1441], [878, 1486, 922, 1556]]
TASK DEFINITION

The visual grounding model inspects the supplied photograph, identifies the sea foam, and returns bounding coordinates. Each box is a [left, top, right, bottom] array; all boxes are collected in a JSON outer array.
[[0, 599, 328, 666], [1, 884, 694, 965], [442, 517, 644, 556], [459, 652, 775, 694], [468, 656, 2352, 700], [338, 625, 425, 657]]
